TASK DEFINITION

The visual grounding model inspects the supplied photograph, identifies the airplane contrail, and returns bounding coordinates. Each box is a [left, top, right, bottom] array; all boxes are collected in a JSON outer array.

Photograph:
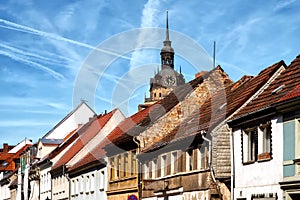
[[0, 19, 131, 60], [0, 50, 64, 80]]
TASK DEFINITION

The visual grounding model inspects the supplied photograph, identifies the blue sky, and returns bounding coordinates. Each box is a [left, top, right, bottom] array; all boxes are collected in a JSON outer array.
[[0, 0, 299, 145]]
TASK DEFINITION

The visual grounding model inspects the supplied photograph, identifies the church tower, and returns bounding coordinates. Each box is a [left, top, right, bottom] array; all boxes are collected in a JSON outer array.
[[138, 11, 185, 110]]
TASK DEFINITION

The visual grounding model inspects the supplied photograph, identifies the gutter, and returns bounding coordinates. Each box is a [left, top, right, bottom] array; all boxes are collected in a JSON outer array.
[[201, 130, 222, 200]]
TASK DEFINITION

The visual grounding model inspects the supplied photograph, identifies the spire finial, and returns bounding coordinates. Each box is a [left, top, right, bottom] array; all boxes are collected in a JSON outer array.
[[180, 65, 182, 74], [165, 10, 170, 41]]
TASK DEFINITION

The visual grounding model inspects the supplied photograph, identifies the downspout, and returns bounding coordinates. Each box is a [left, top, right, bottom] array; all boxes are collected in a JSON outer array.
[[201, 130, 222, 199], [133, 136, 142, 199], [63, 165, 71, 200], [229, 127, 235, 200]]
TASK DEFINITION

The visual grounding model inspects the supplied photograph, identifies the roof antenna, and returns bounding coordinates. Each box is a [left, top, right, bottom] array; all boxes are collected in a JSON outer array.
[[213, 41, 216, 69]]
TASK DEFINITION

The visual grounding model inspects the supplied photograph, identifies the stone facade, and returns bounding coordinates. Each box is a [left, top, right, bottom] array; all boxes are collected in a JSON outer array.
[[138, 67, 232, 150]]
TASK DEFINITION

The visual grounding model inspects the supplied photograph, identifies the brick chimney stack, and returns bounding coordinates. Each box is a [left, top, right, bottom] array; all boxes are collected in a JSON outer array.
[[3, 143, 9, 153]]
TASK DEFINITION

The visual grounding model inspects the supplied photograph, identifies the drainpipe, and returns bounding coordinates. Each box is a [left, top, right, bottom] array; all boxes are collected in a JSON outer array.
[[229, 126, 235, 200], [133, 136, 142, 199], [63, 165, 71, 200], [201, 130, 222, 200]]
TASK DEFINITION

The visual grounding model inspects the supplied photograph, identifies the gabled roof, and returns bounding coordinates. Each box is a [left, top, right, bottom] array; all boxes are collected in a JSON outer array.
[[69, 67, 231, 172], [42, 101, 96, 139], [141, 60, 285, 153], [106, 66, 230, 151], [0, 143, 32, 171], [68, 106, 152, 172], [50, 110, 116, 172], [230, 55, 300, 123]]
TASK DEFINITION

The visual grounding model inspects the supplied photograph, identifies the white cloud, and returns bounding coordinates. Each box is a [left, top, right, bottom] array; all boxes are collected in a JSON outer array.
[[273, 0, 296, 11], [129, 0, 161, 69]]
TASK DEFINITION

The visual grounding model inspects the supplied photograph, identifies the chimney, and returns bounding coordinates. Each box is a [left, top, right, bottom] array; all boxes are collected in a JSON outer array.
[[3, 143, 9, 153], [195, 71, 207, 78]]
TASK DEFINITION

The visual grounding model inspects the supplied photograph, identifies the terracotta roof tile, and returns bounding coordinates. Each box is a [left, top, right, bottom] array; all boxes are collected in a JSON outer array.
[[278, 83, 300, 102], [68, 106, 152, 171], [106, 67, 229, 150], [69, 67, 231, 171], [142, 60, 284, 153], [231, 55, 300, 120], [0, 144, 32, 171], [50, 110, 116, 171]]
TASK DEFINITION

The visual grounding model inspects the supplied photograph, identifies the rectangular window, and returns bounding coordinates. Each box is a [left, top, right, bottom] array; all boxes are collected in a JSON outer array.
[[71, 180, 75, 195], [161, 155, 167, 177], [117, 155, 121, 178], [76, 179, 79, 195], [90, 174, 95, 192], [171, 151, 177, 174], [80, 176, 84, 193], [101, 171, 105, 189], [85, 175, 89, 193], [152, 159, 157, 178], [242, 128, 258, 163], [186, 149, 194, 171], [132, 151, 137, 176], [110, 157, 115, 180], [258, 123, 272, 160], [243, 122, 272, 164], [143, 162, 149, 179], [124, 153, 129, 177]]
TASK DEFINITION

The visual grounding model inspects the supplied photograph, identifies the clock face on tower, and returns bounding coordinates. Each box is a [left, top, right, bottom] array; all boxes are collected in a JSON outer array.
[[164, 75, 176, 87]]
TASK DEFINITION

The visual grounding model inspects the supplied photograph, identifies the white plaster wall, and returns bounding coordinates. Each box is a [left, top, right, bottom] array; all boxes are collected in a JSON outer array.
[[70, 167, 107, 200], [39, 167, 52, 200], [0, 182, 10, 200], [233, 116, 283, 200], [52, 175, 69, 200], [45, 103, 95, 139], [37, 144, 58, 159]]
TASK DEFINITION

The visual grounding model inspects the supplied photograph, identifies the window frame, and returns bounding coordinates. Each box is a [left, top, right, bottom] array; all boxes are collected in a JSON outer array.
[[242, 122, 272, 164]]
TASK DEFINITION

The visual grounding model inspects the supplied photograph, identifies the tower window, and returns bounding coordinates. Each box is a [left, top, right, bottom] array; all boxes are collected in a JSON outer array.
[[159, 93, 162, 97]]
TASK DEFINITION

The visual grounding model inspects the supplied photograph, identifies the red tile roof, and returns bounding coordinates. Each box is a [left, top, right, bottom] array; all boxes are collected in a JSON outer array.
[[68, 106, 152, 172], [141, 60, 284, 153], [69, 67, 231, 171], [231, 54, 300, 121], [278, 83, 300, 102], [0, 144, 32, 171], [50, 110, 116, 171]]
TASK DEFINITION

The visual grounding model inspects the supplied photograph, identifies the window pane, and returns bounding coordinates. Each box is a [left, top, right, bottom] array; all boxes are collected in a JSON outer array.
[[283, 121, 295, 161]]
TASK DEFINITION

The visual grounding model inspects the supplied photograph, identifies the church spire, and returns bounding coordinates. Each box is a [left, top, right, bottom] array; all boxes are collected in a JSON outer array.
[[165, 10, 170, 42], [161, 10, 174, 69]]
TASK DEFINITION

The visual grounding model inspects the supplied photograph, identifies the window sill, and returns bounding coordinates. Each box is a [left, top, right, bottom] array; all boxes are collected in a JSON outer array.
[[258, 157, 272, 162], [242, 160, 255, 165]]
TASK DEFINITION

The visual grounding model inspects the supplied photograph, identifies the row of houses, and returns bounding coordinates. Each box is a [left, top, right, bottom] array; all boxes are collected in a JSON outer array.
[[1, 53, 300, 200]]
